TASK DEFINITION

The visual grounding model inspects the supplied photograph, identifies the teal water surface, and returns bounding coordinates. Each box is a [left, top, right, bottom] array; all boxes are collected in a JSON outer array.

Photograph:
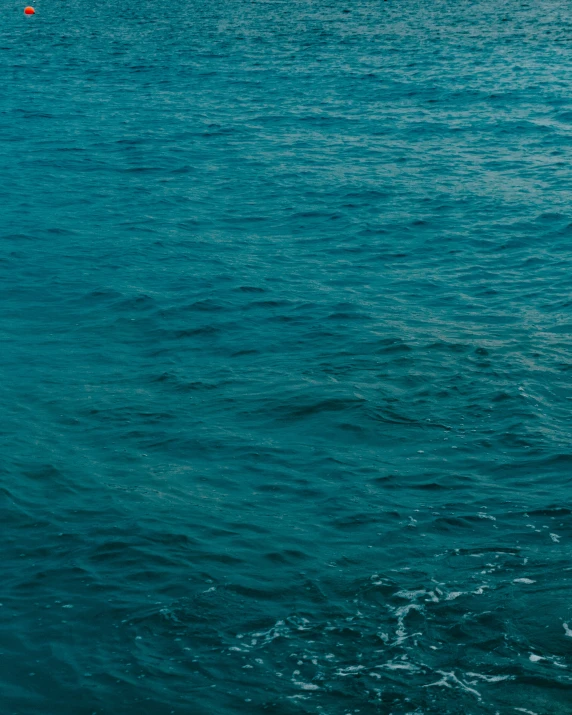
[[2, 0, 572, 713]]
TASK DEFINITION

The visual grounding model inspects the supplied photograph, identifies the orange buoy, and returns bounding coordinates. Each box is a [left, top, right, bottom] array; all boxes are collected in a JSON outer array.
[[24, 6, 35, 14]]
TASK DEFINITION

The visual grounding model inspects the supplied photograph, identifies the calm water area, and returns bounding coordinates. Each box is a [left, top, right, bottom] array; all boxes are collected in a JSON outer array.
[[2, 0, 572, 712]]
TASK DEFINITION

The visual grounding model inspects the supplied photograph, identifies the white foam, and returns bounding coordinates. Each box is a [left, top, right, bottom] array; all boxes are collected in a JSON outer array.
[[336, 665, 365, 676], [465, 672, 512, 683], [293, 681, 319, 690], [473, 584, 489, 595], [513, 578, 535, 584], [424, 671, 480, 699], [396, 589, 426, 600], [395, 603, 422, 617], [392, 603, 423, 645], [377, 661, 420, 672]]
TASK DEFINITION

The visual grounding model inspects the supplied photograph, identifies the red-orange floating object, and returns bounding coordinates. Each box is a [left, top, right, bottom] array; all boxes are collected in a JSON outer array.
[[24, 6, 35, 14]]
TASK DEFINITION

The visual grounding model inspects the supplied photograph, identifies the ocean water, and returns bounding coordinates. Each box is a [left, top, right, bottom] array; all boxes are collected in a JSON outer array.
[[2, 0, 572, 712]]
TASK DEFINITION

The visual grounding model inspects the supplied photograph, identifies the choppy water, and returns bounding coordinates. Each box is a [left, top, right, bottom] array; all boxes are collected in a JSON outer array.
[[2, 0, 572, 712]]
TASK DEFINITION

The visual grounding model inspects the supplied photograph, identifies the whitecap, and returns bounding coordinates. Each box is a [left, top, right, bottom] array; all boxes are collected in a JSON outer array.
[[465, 672, 512, 683], [293, 681, 319, 690], [424, 671, 480, 699]]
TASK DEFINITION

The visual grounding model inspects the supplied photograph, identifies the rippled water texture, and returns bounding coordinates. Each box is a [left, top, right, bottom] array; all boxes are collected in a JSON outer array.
[[2, 0, 572, 712]]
